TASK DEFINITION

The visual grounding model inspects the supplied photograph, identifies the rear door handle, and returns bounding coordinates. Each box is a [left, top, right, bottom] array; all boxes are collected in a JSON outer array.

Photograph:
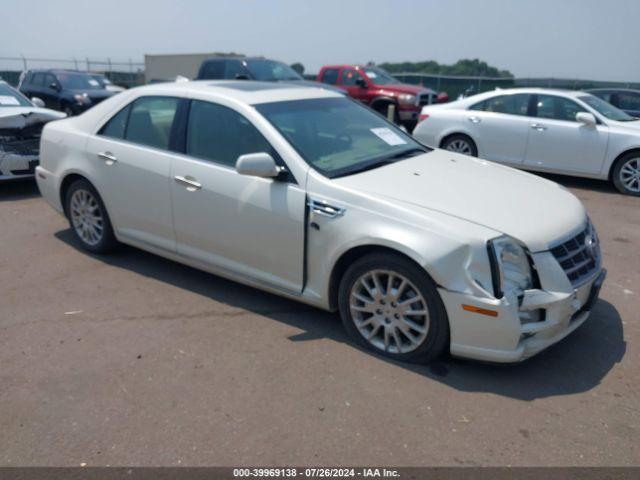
[[531, 123, 547, 131], [97, 151, 117, 165], [468, 116, 481, 123], [174, 175, 202, 191]]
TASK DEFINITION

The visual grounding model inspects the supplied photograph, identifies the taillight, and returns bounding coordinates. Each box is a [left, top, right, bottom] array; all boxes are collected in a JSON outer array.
[[419, 113, 429, 122]]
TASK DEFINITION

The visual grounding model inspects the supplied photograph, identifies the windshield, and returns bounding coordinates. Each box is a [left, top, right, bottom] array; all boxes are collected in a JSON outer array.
[[363, 68, 400, 85], [579, 94, 635, 122], [0, 83, 32, 107], [244, 59, 302, 81], [256, 97, 428, 178], [57, 72, 102, 90]]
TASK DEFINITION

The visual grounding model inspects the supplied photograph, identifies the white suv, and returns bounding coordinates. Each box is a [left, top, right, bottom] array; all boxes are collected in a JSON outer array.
[[36, 81, 606, 364]]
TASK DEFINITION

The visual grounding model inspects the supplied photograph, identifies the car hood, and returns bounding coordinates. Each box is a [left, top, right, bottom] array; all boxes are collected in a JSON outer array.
[[334, 150, 586, 252], [374, 83, 436, 95], [66, 89, 115, 100], [0, 107, 66, 129]]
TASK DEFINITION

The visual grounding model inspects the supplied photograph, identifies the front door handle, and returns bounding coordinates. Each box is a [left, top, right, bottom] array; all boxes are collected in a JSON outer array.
[[468, 116, 481, 123], [530, 123, 547, 131], [174, 175, 202, 191], [97, 151, 117, 165]]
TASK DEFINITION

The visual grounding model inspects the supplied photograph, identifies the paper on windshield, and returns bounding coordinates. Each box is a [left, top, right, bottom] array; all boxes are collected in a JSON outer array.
[[370, 127, 407, 146], [0, 96, 20, 106]]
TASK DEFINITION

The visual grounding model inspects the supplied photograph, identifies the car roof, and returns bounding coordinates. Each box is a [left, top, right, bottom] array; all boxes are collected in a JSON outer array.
[[587, 87, 640, 93], [25, 69, 86, 74], [130, 79, 342, 105], [463, 87, 593, 103]]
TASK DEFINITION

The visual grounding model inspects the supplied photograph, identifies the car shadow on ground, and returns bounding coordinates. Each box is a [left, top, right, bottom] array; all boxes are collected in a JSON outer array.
[[55, 229, 626, 401], [0, 179, 40, 201]]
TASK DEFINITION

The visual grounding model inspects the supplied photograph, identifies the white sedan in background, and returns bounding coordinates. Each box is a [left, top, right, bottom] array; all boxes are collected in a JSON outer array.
[[413, 88, 640, 195], [36, 81, 605, 364]]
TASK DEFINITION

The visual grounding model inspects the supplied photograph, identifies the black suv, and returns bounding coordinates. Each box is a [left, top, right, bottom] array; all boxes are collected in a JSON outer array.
[[19, 69, 116, 116], [196, 57, 344, 94]]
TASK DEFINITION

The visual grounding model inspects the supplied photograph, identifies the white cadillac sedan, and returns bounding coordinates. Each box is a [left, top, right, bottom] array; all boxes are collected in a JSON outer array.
[[413, 88, 640, 195], [36, 81, 606, 364]]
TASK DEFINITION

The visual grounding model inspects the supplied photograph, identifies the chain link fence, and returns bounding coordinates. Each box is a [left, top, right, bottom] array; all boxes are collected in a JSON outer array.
[[0, 56, 145, 88], [393, 73, 640, 99]]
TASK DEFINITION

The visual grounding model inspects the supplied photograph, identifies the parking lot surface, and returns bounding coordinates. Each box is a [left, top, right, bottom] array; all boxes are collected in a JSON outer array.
[[0, 175, 638, 466]]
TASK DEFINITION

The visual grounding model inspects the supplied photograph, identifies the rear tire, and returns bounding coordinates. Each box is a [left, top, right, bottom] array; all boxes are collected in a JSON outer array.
[[612, 153, 640, 196], [441, 134, 478, 157], [65, 179, 118, 253], [338, 253, 449, 364]]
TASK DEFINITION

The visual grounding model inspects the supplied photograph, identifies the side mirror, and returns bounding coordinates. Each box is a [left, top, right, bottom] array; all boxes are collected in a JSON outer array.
[[31, 97, 45, 108], [355, 78, 367, 88], [576, 112, 596, 127], [236, 152, 284, 178], [235, 74, 250, 80]]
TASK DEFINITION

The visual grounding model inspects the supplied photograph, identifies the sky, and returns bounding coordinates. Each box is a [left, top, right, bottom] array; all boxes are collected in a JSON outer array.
[[1, 0, 639, 81]]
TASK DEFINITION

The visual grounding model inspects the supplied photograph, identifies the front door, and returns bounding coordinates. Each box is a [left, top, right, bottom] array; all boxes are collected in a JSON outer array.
[[171, 99, 306, 293], [86, 96, 180, 252], [523, 94, 609, 175]]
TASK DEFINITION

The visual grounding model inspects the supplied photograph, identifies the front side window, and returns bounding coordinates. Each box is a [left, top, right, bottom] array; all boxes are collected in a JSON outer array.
[[224, 61, 248, 79], [471, 94, 530, 116], [321, 69, 339, 85], [186, 100, 274, 168], [0, 83, 32, 107], [256, 97, 428, 178], [578, 95, 635, 122], [341, 69, 365, 86], [535, 95, 585, 122]]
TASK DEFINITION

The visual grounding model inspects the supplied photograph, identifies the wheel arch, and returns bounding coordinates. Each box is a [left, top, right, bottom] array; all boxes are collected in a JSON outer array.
[[327, 244, 438, 312], [59, 172, 95, 218], [608, 147, 640, 180], [369, 96, 397, 111], [439, 131, 477, 150]]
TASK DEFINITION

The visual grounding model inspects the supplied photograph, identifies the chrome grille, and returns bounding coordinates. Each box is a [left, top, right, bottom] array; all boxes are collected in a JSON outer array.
[[550, 223, 601, 287], [418, 93, 436, 106]]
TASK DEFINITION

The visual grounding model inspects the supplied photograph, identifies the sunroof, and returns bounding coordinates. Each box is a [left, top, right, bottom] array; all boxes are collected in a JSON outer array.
[[213, 81, 297, 92]]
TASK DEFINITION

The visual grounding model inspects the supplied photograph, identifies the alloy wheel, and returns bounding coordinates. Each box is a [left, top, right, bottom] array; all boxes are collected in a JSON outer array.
[[70, 189, 104, 246], [349, 269, 430, 354], [445, 139, 472, 154], [619, 157, 640, 193]]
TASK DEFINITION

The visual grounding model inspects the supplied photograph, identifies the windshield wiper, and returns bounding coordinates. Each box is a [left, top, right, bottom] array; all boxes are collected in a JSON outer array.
[[385, 147, 427, 160]]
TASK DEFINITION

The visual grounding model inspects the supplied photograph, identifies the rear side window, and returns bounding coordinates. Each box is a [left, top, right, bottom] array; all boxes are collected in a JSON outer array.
[[535, 95, 585, 122], [186, 100, 274, 168], [470, 94, 530, 116], [126, 97, 179, 149], [321, 69, 339, 85], [615, 92, 640, 111], [199, 60, 225, 79], [99, 105, 131, 139], [97, 96, 179, 150]]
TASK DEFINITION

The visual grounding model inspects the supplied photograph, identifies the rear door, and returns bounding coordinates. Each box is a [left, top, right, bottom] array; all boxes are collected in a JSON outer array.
[[465, 93, 532, 165], [170, 99, 306, 293], [523, 94, 608, 174], [86, 96, 180, 252]]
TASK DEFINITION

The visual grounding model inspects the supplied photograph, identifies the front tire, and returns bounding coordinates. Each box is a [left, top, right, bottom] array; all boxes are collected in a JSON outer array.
[[441, 134, 478, 157], [338, 253, 449, 364], [612, 153, 640, 196], [65, 179, 118, 253]]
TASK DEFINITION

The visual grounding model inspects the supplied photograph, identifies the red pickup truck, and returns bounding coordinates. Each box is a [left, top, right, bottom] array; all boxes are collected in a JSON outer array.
[[317, 65, 446, 131]]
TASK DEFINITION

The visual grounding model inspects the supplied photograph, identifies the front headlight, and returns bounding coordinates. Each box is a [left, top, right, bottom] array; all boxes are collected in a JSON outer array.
[[74, 93, 90, 104], [397, 93, 417, 106], [487, 235, 533, 300]]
